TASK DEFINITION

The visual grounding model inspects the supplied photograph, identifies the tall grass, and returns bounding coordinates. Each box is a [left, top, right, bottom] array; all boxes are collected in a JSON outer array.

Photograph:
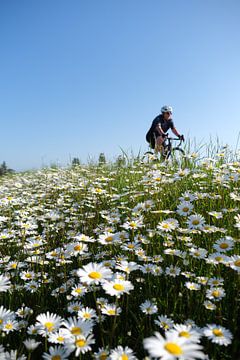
[[0, 144, 239, 359]]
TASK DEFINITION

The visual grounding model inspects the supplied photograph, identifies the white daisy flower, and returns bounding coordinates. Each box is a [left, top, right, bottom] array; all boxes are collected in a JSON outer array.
[[102, 279, 134, 298], [35, 312, 63, 336], [140, 300, 158, 315], [109, 345, 137, 360], [143, 331, 205, 359], [77, 262, 113, 285], [0, 274, 11, 292], [203, 324, 233, 346], [64, 334, 95, 356], [42, 345, 72, 360], [186, 214, 205, 230]]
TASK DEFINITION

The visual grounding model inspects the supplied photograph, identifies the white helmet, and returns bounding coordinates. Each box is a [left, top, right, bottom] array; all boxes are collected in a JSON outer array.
[[161, 105, 173, 114]]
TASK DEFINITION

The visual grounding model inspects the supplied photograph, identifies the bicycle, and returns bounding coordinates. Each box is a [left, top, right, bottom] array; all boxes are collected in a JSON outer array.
[[142, 135, 185, 165]]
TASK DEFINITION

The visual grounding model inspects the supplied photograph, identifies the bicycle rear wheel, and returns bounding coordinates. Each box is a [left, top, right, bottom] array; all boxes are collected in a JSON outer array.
[[141, 151, 157, 163]]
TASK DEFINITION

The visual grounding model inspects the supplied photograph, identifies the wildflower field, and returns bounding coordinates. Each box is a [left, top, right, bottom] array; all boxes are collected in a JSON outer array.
[[0, 152, 239, 359]]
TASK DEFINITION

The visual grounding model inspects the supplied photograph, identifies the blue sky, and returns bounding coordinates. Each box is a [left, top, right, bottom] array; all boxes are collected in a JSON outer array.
[[1, 0, 240, 171]]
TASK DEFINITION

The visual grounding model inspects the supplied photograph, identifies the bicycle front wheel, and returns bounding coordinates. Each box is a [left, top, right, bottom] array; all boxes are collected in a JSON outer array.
[[168, 147, 185, 166]]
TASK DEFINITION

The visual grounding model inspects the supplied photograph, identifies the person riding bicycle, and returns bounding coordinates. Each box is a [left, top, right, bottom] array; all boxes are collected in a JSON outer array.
[[146, 105, 184, 153]]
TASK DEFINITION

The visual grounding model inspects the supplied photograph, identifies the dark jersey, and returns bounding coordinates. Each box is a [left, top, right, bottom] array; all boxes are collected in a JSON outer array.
[[151, 114, 175, 134], [146, 114, 175, 148]]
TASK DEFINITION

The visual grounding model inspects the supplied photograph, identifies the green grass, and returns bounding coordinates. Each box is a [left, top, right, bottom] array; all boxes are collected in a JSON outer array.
[[0, 148, 239, 359]]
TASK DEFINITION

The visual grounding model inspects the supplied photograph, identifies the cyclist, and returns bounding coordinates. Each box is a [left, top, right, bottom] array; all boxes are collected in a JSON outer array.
[[146, 105, 184, 153]]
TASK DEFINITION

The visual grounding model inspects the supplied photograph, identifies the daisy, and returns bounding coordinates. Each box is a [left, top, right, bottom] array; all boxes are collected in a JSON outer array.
[[0, 274, 11, 292], [23, 339, 41, 351], [170, 324, 202, 343], [0, 306, 16, 329], [157, 219, 179, 232], [176, 202, 194, 216], [101, 304, 122, 316], [213, 237, 234, 252], [109, 345, 137, 360], [140, 300, 158, 315], [229, 255, 240, 272], [203, 324, 233, 346], [67, 301, 83, 313], [206, 287, 226, 302], [122, 218, 144, 230], [115, 260, 139, 274], [189, 247, 208, 259], [186, 214, 205, 230], [62, 316, 93, 338], [77, 307, 97, 322], [206, 253, 230, 265], [71, 284, 87, 298], [42, 345, 72, 360], [65, 334, 95, 356], [203, 301, 216, 311], [154, 315, 174, 331], [165, 266, 181, 278], [36, 312, 63, 336], [94, 347, 110, 359], [207, 277, 224, 287], [98, 232, 119, 245], [77, 262, 113, 285], [2, 319, 19, 333], [185, 282, 201, 291], [143, 331, 205, 359], [48, 328, 67, 344], [102, 279, 134, 298]]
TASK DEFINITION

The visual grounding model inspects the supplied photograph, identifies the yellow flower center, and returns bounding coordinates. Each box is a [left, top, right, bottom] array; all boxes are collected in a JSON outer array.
[[127, 244, 134, 248], [99, 353, 108, 360], [57, 336, 64, 342], [75, 288, 82, 294], [220, 243, 229, 249], [129, 222, 137, 228], [75, 338, 86, 347], [5, 323, 13, 330], [25, 273, 32, 278], [0, 319, 3, 324], [89, 271, 102, 279], [52, 356, 61, 360], [215, 257, 223, 262], [121, 355, 129, 360], [74, 245, 82, 251], [234, 260, 240, 267], [73, 306, 81, 311], [83, 313, 91, 319], [105, 236, 113, 242], [179, 331, 190, 338], [164, 342, 183, 355], [11, 263, 17, 269], [212, 290, 220, 297], [163, 223, 171, 228], [213, 329, 223, 337], [45, 322, 54, 331], [192, 220, 200, 225], [71, 327, 82, 335], [182, 207, 189, 212], [113, 284, 124, 291], [107, 309, 116, 315]]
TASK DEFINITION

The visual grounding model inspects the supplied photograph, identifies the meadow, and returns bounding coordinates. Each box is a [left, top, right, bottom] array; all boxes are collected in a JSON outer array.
[[0, 148, 239, 359]]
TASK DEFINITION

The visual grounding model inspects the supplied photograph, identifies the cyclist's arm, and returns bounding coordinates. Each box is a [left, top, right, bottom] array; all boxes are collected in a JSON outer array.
[[172, 127, 180, 137], [155, 123, 166, 136]]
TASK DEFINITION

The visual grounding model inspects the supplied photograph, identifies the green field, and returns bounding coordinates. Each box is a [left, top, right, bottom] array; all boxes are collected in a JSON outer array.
[[0, 151, 239, 359]]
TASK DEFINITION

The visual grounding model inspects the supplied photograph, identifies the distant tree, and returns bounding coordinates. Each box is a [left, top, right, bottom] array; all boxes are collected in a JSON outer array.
[[72, 157, 80, 166], [0, 161, 14, 176], [98, 153, 106, 165], [116, 155, 126, 167]]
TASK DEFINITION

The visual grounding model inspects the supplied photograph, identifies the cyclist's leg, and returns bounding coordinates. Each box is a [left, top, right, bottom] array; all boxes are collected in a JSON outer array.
[[155, 134, 164, 153]]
